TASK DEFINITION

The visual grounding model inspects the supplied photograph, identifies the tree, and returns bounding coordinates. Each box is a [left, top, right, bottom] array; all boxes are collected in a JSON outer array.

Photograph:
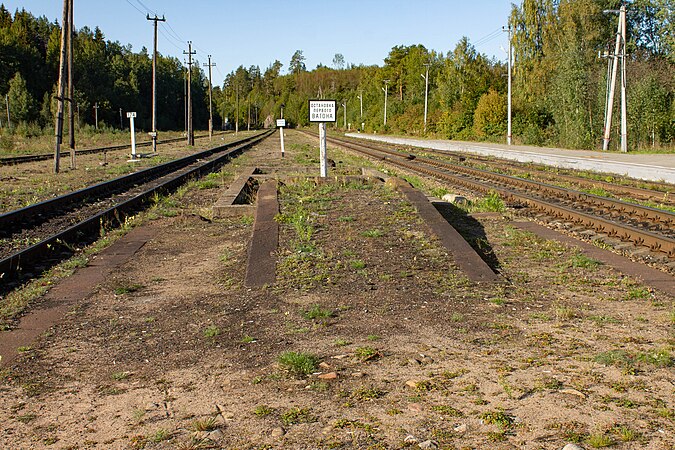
[[473, 88, 507, 137], [332, 53, 345, 70], [7, 71, 35, 122], [289, 50, 306, 74]]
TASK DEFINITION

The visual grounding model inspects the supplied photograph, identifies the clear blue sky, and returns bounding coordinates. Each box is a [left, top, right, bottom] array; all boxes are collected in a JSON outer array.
[[10, 0, 513, 84]]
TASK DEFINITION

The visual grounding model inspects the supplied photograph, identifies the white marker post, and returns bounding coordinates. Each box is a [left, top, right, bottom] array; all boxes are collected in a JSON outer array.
[[127, 112, 138, 161], [276, 118, 286, 158], [308, 99, 337, 178]]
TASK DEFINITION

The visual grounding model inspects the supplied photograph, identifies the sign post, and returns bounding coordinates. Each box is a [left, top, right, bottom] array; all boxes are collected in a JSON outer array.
[[308, 100, 337, 177], [127, 112, 138, 161], [276, 118, 286, 158]]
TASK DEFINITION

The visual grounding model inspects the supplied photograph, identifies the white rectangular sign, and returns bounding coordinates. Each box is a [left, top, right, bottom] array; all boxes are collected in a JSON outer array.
[[308, 100, 337, 123], [276, 119, 286, 127], [126, 112, 137, 118]]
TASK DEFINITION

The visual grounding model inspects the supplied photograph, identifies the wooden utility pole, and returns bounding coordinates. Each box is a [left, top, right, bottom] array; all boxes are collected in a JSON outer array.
[[53, 0, 69, 174], [68, 0, 75, 168], [183, 41, 195, 145], [147, 14, 165, 153], [203, 55, 216, 140]]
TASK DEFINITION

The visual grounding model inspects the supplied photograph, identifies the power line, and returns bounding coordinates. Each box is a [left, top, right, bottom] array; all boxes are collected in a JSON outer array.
[[122, 0, 145, 16]]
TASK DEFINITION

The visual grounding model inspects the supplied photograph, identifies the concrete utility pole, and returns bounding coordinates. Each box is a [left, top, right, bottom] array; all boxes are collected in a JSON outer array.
[[382, 79, 390, 126], [147, 14, 165, 153], [357, 91, 363, 120], [203, 55, 216, 139], [53, 0, 69, 173], [421, 63, 430, 133], [503, 25, 513, 145], [235, 86, 239, 134], [602, 5, 628, 152], [93, 102, 99, 130], [247, 93, 251, 131], [342, 101, 347, 129], [119, 107, 123, 129], [68, 0, 75, 168], [183, 41, 196, 145], [183, 61, 187, 136], [5, 95, 10, 128]]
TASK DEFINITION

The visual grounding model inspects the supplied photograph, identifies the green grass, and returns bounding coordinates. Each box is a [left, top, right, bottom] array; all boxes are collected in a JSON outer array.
[[479, 410, 514, 430], [471, 192, 505, 213], [241, 335, 256, 343], [354, 346, 380, 361], [302, 305, 335, 320], [277, 351, 320, 377], [191, 417, 217, 431], [203, 325, 221, 338], [334, 338, 351, 347], [280, 407, 316, 426], [361, 229, 384, 238], [113, 283, 143, 295], [587, 433, 614, 448], [351, 386, 386, 400], [349, 260, 366, 270], [253, 405, 275, 417], [432, 405, 464, 417], [567, 253, 602, 269]]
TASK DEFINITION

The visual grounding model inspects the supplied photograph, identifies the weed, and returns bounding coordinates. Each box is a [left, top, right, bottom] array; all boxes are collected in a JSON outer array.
[[17, 346, 31, 352], [472, 192, 505, 213], [594, 350, 633, 368], [280, 407, 316, 426], [113, 283, 143, 295], [150, 429, 171, 443], [637, 348, 673, 368], [338, 216, 355, 222], [367, 335, 381, 341], [334, 419, 377, 433], [450, 312, 465, 322], [626, 286, 651, 300], [479, 410, 514, 430], [555, 305, 577, 321], [253, 405, 275, 417], [241, 335, 256, 343], [613, 425, 639, 442], [132, 408, 146, 423], [16, 413, 37, 423], [111, 371, 131, 381], [277, 351, 319, 377], [587, 433, 614, 448], [203, 325, 221, 339], [195, 179, 219, 190], [302, 305, 335, 320], [567, 253, 602, 269], [361, 229, 383, 238], [349, 260, 366, 270], [334, 339, 351, 347], [191, 416, 217, 432], [354, 346, 381, 362], [351, 387, 386, 400], [432, 405, 464, 417]]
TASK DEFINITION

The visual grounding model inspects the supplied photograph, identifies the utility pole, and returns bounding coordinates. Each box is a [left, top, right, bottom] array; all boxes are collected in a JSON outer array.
[[503, 25, 512, 145], [357, 91, 363, 120], [247, 93, 251, 132], [183, 61, 187, 136], [5, 94, 10, 128], [183, 41, 195, 145], [119, 107, 123, 129], [67, 0, 75, 168], [421, 63, 430, 133], [53, 0, 69, 174], [147, 14, 165, 153], [382, 79, 389, 127], [93, 102, 99, 130], [342, 101, 347, 129], [602, 5, 628, 152], [203, 55, 216, 140], [235, 86, 239, 135]]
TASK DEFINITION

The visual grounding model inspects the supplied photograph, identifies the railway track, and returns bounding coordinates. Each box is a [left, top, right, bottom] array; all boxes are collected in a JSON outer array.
[[0, 131, 229, 166], [316, 133, 675, 260], [0, 130, 273, 288], [414, 147, 674, 207]]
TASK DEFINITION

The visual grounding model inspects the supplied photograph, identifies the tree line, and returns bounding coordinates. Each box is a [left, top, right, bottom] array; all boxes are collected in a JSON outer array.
[[1, 1, 673, 150]]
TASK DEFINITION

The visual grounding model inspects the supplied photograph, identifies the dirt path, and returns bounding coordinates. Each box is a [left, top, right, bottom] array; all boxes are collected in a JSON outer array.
[[0, 131, 673, 449]]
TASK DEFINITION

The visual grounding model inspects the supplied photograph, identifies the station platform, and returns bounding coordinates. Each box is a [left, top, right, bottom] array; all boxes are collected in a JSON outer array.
[[345, 133, 675, 184]]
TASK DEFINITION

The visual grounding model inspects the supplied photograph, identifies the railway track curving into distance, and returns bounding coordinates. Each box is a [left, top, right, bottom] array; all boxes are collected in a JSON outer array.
[[0, 130, 273, 289]]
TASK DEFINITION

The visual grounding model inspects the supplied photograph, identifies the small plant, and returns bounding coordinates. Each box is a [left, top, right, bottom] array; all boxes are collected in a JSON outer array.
[[17, 346, 32, 352], [334, 418, 377, 433], [626, 286, 651, 300], [338, 216, 355, 222], [361, 229, 383, 238], [349, 260, 366, 270], [149, 429, 171, 443], [277, 351, 319, 377], [280, 407, 316, 426], [450, 312, 464, 322], [253, 405, 275, 417], [114, 283, 143, 295], [587, 433, 614, 448], [191, 416, 217, 432], [367, 334, 381, 341], [203, 325, 221, 338], [614, 425, 639, 442], [302, 305, 335, 320], [473, 191, 505, 213], [568, 253, 601, 269], [351, 386, 386, 400], [241, 335, 256, 343], [480, 409, 514, 430], [354, 346, 380, 362], [334, 338, 351, 347], [432, 405, 464, 417], [111, 371, 131, 381]]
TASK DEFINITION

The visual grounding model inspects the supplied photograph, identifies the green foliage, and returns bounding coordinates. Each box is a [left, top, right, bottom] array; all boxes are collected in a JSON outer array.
[[473, 88, 507, 138], [277, 351, 319, 377]]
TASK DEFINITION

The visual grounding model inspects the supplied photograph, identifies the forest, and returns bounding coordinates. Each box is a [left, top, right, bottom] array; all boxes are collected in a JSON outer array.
[[0, 0, 673, 151]]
